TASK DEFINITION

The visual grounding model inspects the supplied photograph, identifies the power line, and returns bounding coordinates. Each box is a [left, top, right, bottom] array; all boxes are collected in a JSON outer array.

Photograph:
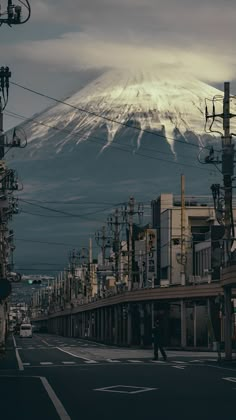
[[10, 81, 213, 152], [5, 109, 216, 173], [19, 198, 116, 219], [5, 109, 192, 161], [15, 237, 100, 248]]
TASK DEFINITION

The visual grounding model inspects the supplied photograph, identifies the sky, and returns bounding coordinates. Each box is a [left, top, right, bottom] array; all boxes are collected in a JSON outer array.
[[1, 0, 236, 130]]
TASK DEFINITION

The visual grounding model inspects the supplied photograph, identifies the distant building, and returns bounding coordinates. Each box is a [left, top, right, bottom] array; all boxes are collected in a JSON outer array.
[[151, 194, 229, 286]]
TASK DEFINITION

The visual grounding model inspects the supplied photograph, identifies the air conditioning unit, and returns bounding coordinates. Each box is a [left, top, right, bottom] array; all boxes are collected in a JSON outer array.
[[160, 279, 169, 288]]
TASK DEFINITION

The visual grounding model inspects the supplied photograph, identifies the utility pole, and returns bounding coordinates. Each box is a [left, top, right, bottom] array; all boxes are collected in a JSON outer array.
[[122, 197, 143, 291], [107, 208, 124, 287], [180, 174, 186, 285], [95, 226, 111, 297], [204, 81, 236, 360], [0, 0, 31, 26], [0, 0, 31, 353]]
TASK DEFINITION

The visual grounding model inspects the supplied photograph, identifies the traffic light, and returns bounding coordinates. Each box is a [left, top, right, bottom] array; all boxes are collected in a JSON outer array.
[[28, 280, 42, 285]]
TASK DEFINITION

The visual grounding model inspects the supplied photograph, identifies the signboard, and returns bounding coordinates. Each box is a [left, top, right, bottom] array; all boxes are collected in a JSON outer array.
[[146, 229, 157, 285]]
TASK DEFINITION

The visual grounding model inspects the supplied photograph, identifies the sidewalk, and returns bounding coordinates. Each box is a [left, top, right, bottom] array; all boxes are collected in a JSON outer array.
[[0, 336, 18, 371]]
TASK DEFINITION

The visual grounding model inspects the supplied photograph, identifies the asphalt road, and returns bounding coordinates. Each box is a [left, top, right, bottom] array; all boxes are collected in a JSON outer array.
[[0, 334, 236, 420]]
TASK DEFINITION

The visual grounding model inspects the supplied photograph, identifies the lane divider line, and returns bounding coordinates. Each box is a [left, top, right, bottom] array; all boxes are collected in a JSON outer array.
[[56, 346, 92, 361], [13, 334, 24, 371], [40, 376, 71, 420], [15, 348, 24, 371], [12, 334, 16, 348]]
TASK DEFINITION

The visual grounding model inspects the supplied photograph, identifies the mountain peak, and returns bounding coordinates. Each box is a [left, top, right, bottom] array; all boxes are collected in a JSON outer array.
[[23, 69, 232, 154]]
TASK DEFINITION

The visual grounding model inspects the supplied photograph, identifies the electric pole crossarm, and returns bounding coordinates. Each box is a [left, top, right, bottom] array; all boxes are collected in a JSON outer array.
[[0, 0, 31, 26]]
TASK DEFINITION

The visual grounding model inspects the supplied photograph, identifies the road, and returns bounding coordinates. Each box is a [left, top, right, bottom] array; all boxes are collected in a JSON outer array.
[[0, 333, 235, 420]]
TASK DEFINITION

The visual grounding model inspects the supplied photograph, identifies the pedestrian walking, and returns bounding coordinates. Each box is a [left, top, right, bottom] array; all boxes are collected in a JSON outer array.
[[153, 319, 167, 361]]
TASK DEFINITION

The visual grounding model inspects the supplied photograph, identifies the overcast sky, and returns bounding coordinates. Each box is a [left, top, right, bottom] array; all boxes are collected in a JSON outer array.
[[1, 0, 236, 129]]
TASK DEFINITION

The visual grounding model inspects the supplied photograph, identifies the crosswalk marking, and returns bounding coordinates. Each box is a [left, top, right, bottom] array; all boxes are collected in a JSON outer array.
[[62, 361, 76, 365], [127, 360, 142, 363], [173, 361, 188, 364], [84, 360, 98, 364], [106, 359, 120, 363], [172, 365, 185, 370], [40, 362, 53, 365], [151, 360, 165, 364], [23, 363, 30, 366]]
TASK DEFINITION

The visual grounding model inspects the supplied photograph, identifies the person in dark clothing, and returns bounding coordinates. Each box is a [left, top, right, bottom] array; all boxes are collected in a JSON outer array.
[[152, 319, 167, 361]]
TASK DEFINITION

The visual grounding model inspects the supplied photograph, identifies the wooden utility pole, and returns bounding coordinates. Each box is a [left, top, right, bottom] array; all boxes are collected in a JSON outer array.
[[205, 81, 236, 360], [180, 174, 186, 285], [222, 82, 234, 361]]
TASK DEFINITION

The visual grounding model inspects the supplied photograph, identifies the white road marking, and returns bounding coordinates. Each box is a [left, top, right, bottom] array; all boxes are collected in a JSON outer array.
[[13, 336, 24, 371], [127, 360, 143, 363], [40, 377, 71, 420], [40, 362, 53, 365], [40, 339, 51, 347], [222, 377, 236, 383], [94, 385, 158, 394], [15, 348, 24, 371], [62, 362, 76, 365], [172, 365, 185, 370], [151, 360, 166, 364], [84, 360, 98, 364], [173, 361, 188, 364], [56, 346, 92, 361], [106, 359, 120, 363], [23, 363, 31, 366], [12, 335, 16, 348], [191, 360, 201, 363]]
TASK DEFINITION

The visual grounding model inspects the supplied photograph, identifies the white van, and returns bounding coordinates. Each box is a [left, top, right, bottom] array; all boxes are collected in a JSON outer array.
[[20, 324, 33, 338]]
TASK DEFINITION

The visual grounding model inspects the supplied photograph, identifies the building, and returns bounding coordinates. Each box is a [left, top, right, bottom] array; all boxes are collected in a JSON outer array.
[[152, 194, 228, 286]]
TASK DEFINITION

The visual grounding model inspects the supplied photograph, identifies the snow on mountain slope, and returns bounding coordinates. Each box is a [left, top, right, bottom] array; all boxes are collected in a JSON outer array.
[[26, 69, 233, 155]]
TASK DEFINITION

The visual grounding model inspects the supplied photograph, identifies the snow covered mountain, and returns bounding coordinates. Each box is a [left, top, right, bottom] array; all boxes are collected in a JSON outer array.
[[18, 69, 233, 157], [8, 69, 230, 271]]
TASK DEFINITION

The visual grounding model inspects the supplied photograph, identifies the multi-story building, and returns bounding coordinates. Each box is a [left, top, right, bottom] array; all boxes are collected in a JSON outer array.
[[151, 194, 227, 286]]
